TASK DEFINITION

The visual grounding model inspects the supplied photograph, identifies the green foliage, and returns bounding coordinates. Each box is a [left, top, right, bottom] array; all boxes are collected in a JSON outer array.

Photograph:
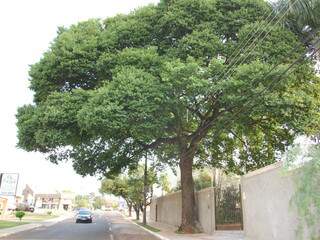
[[215, 186, 241, 224], [17, 0, 320, 177], [286, 144, 320, 240], [29, 20, 103, 103], [47, 211, 52, 216], [173, 169, 213, 191], [158, 174, 172, 194], [276, 0, 320, 36], [16, 0, 320, 229], [100, 165, 157, 211], [194, 169, 212, 191], [74, 195, 90, 209], [92, 196, 106, 210], [15, 211, 25, 221]]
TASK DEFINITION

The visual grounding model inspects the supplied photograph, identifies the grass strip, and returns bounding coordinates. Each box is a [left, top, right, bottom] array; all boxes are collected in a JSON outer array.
[[133, 220, 161, 232], [0, 221, 29, 229]]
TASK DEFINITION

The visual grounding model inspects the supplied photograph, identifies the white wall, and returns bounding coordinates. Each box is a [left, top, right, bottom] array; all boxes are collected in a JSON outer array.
[[150, 187, 215, 234], [241, 162, 319, 240]]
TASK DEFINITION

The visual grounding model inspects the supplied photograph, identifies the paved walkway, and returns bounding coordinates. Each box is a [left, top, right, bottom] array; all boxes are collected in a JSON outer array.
[[128, 217, 245, 240]]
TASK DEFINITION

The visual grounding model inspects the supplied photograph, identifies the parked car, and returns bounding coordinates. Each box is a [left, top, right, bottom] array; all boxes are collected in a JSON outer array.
[[75, 210, 93, 223]]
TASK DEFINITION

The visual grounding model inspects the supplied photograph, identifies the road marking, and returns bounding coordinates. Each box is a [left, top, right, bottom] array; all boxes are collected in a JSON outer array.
[[110, 234, 114, 240]]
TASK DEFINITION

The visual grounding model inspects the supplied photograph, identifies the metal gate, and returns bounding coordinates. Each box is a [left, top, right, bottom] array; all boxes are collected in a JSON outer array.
[[214, 185, 243, 230]]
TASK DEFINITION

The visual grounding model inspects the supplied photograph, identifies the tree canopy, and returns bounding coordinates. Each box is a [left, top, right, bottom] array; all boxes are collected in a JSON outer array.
[[17, 0, 320, 232]]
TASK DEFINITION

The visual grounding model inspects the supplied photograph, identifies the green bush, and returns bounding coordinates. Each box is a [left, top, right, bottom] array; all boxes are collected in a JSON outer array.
[[47, 211, 52, 215], [286, 144, 320, 240], [15, 211, 25, 221]]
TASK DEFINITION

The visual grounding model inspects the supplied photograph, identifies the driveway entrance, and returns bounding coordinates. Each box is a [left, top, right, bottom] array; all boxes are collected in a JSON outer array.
[[214, 185, 243, 231]]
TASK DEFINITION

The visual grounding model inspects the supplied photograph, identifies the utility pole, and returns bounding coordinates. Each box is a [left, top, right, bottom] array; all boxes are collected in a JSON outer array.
[[143, 152, 148, 225]]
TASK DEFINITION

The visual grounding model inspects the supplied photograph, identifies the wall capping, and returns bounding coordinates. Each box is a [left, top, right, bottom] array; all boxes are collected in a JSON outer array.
[[242, 162, 283, 179]]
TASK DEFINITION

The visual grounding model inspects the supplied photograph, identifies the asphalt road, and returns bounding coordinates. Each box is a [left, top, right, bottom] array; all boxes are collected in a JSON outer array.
[[1, 211, 159, 240]]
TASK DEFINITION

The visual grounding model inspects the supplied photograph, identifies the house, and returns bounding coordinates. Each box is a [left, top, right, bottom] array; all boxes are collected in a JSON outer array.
[[34, 191, 75, 211], [22, 184, 34, 205]]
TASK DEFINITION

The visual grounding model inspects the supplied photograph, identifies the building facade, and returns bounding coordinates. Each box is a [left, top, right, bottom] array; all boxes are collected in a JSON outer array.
[[22, 185, 34, 205], [34, 191, 75, 211]]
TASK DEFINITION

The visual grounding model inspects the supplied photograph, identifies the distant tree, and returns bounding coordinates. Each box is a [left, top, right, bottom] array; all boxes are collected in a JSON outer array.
[[173, 169, 212, 192], [100, 165, 157, 220], [100, 175, 133, 216], [92, 196, 106, 210], [158, 174, 172, 195], [194, 169, 212, 191], [74, 195, 89, 209]]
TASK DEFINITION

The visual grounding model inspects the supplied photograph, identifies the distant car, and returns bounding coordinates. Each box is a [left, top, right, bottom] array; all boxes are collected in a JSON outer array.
[[28, 206, 35, 213], [76, 210, 93, 223], [105, 207, 113, 211], [15, 203, 35, 212]]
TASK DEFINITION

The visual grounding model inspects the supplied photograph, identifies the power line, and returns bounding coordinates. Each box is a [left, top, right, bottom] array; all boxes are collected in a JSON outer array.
[[223, 5, 277, 65], [200, 0, 299, 107], [219, 0, 299, 85], [200, 42, 319, 171], [215, 30, 318, 116], [222, 2, 288, 76], [210, 37, 320, 140]]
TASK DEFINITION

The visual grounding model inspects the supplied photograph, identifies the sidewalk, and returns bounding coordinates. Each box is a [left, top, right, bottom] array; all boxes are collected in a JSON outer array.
[[127, 216, 245, 240], [0, 213, 72, 238]]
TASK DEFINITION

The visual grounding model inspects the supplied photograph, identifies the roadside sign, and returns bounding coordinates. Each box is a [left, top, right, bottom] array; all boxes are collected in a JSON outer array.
[[0, 173, 19, 196]]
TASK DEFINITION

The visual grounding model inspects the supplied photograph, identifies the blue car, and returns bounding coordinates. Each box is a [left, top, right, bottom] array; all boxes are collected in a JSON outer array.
[[76, 210, 93, 223]]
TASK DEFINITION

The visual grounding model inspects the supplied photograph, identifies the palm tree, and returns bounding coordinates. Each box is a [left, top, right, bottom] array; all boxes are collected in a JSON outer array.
[[274, 0, 320, 38], [274, 0, 320, 72]]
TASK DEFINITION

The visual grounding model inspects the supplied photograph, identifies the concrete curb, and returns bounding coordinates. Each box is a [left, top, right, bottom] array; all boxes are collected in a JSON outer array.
[[0, 214, 72, 238], [122, 214, 171, 240]]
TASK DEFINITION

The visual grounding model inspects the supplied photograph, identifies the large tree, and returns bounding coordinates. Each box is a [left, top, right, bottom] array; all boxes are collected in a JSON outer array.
[[17, 0, 320, 232]]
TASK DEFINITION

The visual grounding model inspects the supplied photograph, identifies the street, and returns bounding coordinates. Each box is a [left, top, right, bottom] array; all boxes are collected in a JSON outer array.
[[0, 211, 159, 240]]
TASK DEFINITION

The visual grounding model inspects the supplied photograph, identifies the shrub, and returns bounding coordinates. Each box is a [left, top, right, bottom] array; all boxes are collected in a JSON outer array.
[[47, 211, 52, 215], [15, 211, 25, 221]]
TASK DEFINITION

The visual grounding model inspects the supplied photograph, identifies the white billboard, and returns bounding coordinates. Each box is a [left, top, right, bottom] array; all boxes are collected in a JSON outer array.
[[0, 173, 19, 196]]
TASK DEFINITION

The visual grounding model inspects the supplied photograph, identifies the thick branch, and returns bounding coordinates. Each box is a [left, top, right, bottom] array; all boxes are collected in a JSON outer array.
[[187, 106, 205, 120], [188, 103, 222, 152], [144, 136, 179, 150]]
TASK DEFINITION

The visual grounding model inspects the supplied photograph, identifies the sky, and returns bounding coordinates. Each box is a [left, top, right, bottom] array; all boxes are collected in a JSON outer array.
[[0, 0, 159, 196]]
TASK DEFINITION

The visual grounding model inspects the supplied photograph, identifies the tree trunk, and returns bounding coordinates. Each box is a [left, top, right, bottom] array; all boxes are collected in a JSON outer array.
[[143, 153, 148, 225], [135, 207, 140, 220], [128, 203, 132, 217], [178, 149, 200, 233]]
